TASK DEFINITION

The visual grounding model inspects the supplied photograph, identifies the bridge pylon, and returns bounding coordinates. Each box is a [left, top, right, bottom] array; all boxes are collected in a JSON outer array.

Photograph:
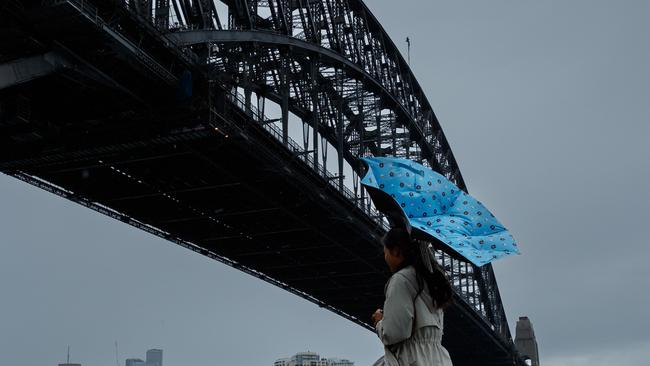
[[515, 316, 540, 366]]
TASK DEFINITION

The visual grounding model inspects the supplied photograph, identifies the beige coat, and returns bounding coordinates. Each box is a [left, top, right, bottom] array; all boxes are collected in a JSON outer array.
[[374, 265, 453, 366]]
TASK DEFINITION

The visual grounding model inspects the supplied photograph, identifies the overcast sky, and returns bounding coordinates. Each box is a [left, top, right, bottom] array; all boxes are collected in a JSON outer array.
[[2, 1, 650, 366]]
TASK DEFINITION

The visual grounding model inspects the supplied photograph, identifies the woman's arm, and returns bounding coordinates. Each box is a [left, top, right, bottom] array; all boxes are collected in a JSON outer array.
[[375, 272, 417, 346]]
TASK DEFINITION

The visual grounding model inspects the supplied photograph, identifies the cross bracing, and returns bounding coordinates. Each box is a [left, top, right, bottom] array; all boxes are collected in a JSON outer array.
[[0, 1, 525, 365]]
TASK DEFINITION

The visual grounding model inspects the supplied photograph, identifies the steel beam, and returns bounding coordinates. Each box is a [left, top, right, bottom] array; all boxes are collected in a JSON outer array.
[[0, 52, 71, 91]]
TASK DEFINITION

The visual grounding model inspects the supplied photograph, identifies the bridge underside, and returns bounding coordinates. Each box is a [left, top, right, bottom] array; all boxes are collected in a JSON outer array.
[[0, 75, 513, 366], [0, 2, 522, 365]]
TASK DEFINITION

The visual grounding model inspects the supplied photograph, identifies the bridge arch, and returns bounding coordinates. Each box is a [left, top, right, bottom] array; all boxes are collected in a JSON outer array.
[[0, 1, 525, 364], [164, 0, 465, 190], [169, 30, 455, 183]]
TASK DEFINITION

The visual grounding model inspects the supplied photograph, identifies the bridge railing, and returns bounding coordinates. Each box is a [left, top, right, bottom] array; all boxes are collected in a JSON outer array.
[[223, 87, 389, 231]]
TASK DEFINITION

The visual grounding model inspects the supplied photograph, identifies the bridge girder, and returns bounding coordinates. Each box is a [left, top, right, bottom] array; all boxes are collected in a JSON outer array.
[[0, 1, 526, 365], [168, 0, 464, 186], [168, 30, 449, 173], [162, 3, 513, 344]]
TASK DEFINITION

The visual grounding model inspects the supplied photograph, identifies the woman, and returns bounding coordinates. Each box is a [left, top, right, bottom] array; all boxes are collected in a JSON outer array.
[[371, 227, 454, 366]]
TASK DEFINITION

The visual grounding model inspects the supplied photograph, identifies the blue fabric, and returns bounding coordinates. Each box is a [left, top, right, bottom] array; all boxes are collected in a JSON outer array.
[[360, 156, 520, 267]]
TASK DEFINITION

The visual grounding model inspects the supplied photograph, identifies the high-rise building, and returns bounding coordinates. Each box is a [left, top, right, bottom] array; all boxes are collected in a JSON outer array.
[[274, 352, 353, 366], [126, 358, 145, 366], [290, 352, 325, 366], [326, 358, 354, 366], [145, 349, 163, 366]]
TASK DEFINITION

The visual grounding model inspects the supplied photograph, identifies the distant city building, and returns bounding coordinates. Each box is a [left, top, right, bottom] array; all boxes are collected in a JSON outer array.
[[291, 352, 324, 366], [326, 358, 354, 366], [126, 358, 146, 366], [146, 349, 163, 366], [274, 352, 354, 366]]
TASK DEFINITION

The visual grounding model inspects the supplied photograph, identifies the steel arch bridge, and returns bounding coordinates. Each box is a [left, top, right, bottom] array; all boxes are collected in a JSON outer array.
[[0, 1, 525, 365]]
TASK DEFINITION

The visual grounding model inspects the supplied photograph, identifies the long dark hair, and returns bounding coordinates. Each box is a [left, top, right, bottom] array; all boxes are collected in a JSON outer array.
[[382, 227, 453, 310]]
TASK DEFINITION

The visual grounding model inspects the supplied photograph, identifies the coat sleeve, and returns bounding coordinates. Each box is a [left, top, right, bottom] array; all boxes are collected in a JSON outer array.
[[375, 272, 417, 346]]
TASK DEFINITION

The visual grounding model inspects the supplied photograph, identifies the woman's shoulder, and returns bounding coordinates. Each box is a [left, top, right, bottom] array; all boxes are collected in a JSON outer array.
[[389, 265, 418, 291], [395, 264, 417, 280]]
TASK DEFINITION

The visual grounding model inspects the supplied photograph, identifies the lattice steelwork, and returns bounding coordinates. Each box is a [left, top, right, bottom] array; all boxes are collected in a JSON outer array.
[[154, 0, 509, 339], [0, 1, 524, 365]]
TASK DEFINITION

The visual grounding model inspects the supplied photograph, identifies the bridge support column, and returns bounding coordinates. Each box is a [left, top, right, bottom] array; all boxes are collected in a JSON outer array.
[[310, 56, 319, 171], [244, 51, 252, 117], [358, 89, 367, 212], [376, 115, 382, 156], [336, 69, 344, 189], [154, 0, 170, 29], [391, 113, 397, 156], [281, 49, 289, 145]]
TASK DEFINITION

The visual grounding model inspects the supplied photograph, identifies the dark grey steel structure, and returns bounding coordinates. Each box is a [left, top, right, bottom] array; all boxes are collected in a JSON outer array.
[[0, 1, 526, 365]]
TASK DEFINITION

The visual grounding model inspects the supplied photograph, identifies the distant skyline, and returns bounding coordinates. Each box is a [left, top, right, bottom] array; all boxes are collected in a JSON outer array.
[[274, 351, 355, 366], [2, 1, 650, 366]]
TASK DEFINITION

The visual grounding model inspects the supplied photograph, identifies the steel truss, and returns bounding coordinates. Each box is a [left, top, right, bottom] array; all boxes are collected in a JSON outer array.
[[1, 0, 519, 360], [148, 0, 510, 343]]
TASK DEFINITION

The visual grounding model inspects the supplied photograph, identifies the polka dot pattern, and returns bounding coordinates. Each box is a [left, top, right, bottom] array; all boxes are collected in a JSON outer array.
[[360, 156, 520, 267]]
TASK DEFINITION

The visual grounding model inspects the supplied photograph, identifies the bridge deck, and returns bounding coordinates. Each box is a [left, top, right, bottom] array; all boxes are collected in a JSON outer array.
[[0, 95, 516, 365], [0, 2, 523, 365]]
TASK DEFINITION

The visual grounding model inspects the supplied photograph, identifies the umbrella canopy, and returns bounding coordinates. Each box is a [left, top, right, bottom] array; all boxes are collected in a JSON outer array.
[[360, 156, 520, 266]]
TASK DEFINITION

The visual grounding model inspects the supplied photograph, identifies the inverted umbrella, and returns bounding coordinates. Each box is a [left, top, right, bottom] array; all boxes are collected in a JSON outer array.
[[360, 156, 520, 266]]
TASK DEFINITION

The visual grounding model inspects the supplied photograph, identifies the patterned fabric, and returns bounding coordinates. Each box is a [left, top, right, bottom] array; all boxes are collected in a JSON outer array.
[[360, 156, 520, 267]]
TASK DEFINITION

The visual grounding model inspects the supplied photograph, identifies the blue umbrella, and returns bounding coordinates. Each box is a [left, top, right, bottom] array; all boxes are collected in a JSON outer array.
[[360, 156, 520, 267]]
